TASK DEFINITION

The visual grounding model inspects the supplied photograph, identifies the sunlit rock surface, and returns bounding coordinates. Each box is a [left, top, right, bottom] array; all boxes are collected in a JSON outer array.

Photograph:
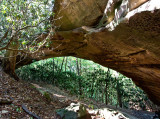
[[53, 0, 108, 30]]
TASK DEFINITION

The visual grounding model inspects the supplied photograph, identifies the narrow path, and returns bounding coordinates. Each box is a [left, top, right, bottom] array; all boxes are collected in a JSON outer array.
[[31, 82, 154, 119]]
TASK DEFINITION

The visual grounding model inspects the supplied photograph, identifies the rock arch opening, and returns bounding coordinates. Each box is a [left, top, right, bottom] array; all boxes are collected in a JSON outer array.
[[16, 56, 157, 110]]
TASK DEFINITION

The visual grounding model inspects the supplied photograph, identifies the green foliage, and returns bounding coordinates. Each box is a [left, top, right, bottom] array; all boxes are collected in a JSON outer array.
[[43, 91, 52, 103], [16, 57, 153, 110], [16, 106, 22, 113], [88, 104, 94, 109], [0, 0, 54, 56]]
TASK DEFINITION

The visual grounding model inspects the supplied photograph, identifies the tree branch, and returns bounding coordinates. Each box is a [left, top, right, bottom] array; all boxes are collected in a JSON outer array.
[[17, 18, 49, 32], [22, 104, 41, 119]]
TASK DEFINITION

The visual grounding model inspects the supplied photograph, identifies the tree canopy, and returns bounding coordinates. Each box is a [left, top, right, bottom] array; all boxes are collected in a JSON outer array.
[[0, 0, 54, 56]]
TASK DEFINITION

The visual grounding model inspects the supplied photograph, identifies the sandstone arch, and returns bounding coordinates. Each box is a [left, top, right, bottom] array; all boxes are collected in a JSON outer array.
[[2, 0, 160, 105]]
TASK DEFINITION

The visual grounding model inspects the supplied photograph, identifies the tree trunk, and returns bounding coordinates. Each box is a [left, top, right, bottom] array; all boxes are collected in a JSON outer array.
[[102, 87, 104, 103], [79, 59, 82, 75], [105, 85, 108, 105], [91, 83, 94, 98], [59, 57, 65, 73], [55, 59, 59, 72], [110, 91, 113, 105], [52, 57, 55, 84], [53, 58, 55, 77], [116, 78, 123, 108], [65, 57, 68, 73], [105, 69, 110, 105], [2, 40, 19, 81], [76, 58, 82, 95]]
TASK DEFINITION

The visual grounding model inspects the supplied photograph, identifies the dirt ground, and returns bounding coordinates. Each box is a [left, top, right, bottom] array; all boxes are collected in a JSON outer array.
[[33, 82, 155, 119], [0, 68, 156, 119]]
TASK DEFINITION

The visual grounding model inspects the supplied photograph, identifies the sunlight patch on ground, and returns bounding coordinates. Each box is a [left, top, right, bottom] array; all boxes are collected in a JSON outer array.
[[52, 94, 66, 98], [31, 83, 42, 89]]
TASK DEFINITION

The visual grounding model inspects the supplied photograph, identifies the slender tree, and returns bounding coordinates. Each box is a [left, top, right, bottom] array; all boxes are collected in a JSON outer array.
[[65, 57, 68, 73], [53, 57, 55, 83], [76, 58, 82, 95], [116, 77, 123, 108], [59, 57, 65, 73], [105, 68, 110, 105]]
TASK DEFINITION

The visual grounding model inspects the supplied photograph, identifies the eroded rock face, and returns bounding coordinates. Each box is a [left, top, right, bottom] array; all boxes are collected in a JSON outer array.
[[53, 0, 108, 30]]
